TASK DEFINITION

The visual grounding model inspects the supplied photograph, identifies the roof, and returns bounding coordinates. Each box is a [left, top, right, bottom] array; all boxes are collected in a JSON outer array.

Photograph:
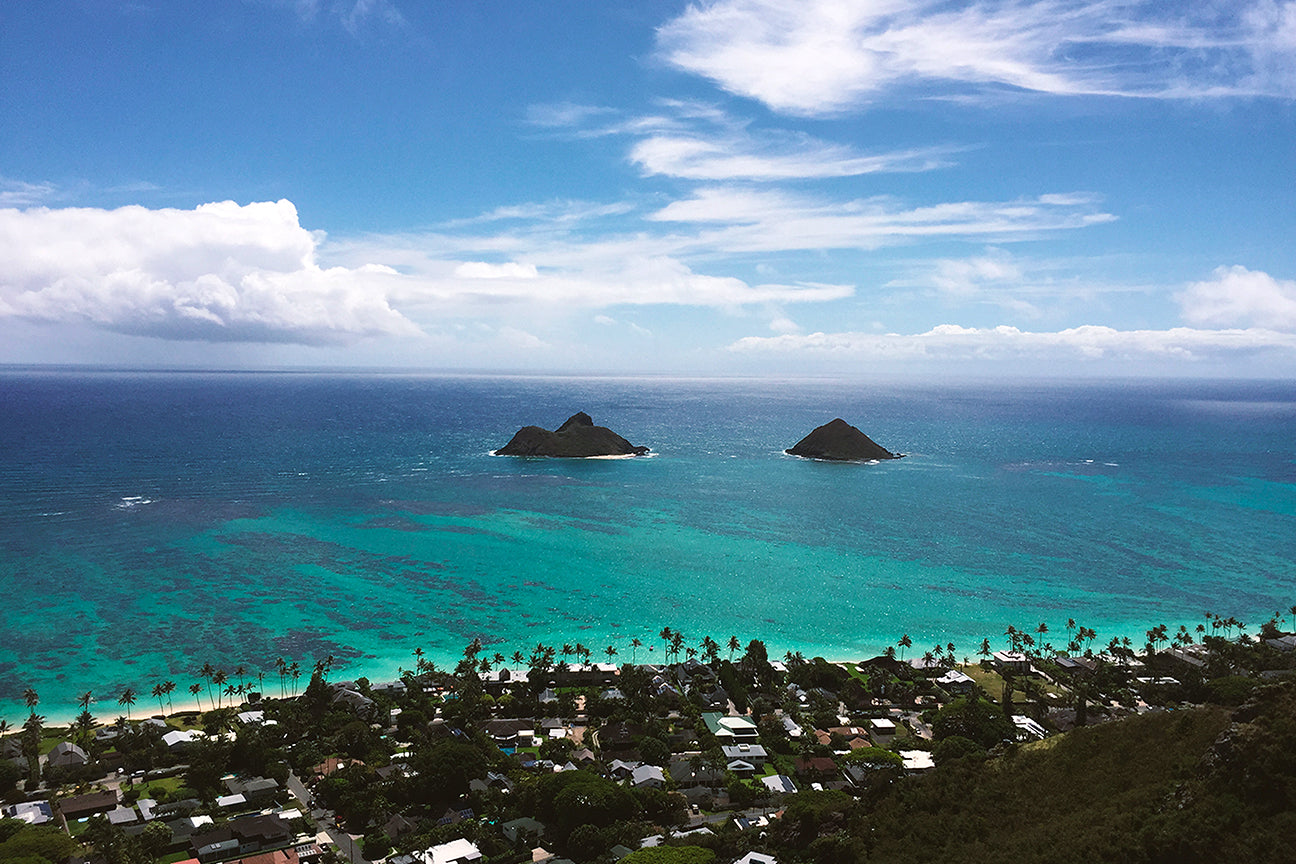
[[631, 764, 666, 786], [761, 774, 797, 794], [2, 801, 54, 825], [424, 838, 482, 864], [58, 789, 119, 818]]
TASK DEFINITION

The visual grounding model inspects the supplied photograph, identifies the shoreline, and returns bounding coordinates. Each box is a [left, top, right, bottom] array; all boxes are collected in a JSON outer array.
[[5, 615, 1242, 729]]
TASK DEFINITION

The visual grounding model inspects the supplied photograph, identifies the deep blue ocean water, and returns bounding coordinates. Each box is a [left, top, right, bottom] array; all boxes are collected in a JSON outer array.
[[1, 370, 1293, 722]]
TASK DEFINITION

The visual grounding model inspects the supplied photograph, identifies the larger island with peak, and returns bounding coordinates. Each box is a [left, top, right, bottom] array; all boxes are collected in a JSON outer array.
[[496, 411, 650, 457]]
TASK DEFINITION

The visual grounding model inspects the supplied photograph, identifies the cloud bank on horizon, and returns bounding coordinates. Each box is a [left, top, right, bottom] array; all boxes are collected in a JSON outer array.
[[1, 0, 1294, 374]]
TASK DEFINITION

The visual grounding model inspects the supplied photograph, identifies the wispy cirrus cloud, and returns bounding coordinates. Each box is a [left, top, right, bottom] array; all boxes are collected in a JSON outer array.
[[658, 0, 1296, 115], [647, 187, 1116, 252], [0, 178, 58, 207], [530, 98, 962, 181]]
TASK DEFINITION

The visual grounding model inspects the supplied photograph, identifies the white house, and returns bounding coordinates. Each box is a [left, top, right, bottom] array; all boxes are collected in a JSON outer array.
[[421, 838, 482, 864]]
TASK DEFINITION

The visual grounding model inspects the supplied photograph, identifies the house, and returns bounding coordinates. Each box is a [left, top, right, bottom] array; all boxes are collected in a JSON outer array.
[[900, 750, 935, 773], [630, 765, 666, 789], [702, 713, 758, 745], [760, 774, 796, 795], [721, 743, 767, 767], [48, 741, 88, 768], [726, 759, 757, 777], [419, 838, 482, 864], [792, 757, 838, 780], [607, 759, 641, 781], [1053, 656, 1093, 676], [868, 718, 896, 744], [781, 716, 803, 738], [935, 669, 976, 694], [992, 651, 1031, 673], [1264, 635, 1296, 652], [191, 815, 293, 862], [2, 800, 53, 825], [224, 776, 280, 804], [58, 789, 119, 820], [163, 729, 205, 749], [734, 854, 778, 864], [668, 757, 724, 790], [312, 757, 361, 780], [501, 817, 546, 845], [107, 806, 141, 827], [385, 815, 419, 839], [1012, 715, 1047, 740]]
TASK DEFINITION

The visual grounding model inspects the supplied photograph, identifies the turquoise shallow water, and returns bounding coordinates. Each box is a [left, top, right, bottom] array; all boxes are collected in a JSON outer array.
[[1, 372, 1293, 722]]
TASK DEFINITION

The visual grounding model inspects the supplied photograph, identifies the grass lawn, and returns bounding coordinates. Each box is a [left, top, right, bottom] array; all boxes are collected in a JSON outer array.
[[958, 663, 1072, 703], [140, 775, 185, 798], [959, 664, 1008, 701]]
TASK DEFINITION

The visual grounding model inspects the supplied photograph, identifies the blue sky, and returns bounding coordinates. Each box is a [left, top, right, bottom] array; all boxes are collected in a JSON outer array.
[[2, 0, 1295, 376]]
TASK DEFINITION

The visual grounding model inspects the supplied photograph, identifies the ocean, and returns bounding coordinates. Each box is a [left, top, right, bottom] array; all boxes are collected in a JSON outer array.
[[1, 370, 1293, 722]]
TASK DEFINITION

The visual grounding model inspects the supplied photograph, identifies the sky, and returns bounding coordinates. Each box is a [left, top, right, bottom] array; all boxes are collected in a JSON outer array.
[[1, 0, 1295, 377]]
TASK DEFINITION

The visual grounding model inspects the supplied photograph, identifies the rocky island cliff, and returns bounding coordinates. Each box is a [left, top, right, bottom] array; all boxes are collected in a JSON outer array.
[[786, 418, 903, 461], [495, 412, 649, 457]]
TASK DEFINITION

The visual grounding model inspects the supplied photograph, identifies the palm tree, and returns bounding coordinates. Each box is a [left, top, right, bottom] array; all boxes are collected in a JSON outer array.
[[604, 645, 618, 664], [630, 638, 642, 664], [897, 634, 912, 662], [669, 631, 685, 665], [77, 691, 94, 711], [289, 662, 301, 696], [189, 682, 203, 711], [511, 650, 525, 673], [22, 688, 38, 713], [275, 656, 288, 697], [660, 627, 674, 660], [727, 635, 740, 662], [151, 683, 166, 715], [212, 670, 229, 708], [234, 665, 247, 692], [117, 687, 137, 720], [1036, 623, 1049, 655], [224, 684, 239, 706]]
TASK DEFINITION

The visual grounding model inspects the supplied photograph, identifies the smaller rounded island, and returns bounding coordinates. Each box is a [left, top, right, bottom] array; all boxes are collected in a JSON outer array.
[[786, 418, 903, 461]]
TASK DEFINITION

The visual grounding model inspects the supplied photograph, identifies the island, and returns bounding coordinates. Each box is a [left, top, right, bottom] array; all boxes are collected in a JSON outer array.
[[786, 417, 903, 461], [495, 411, 650, 457]]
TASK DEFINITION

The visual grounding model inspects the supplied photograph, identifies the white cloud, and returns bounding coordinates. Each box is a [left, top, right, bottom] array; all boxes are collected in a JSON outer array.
[[1178, 265, 1296, 331], [453, 261, 540, 279], [496, 326, 550, 350], [0, 178, 57, 207], [728, 323, 1296, 359], [647, 187, 1115, 252], [629, 130, 957, 181], [657, 0, 1296, 115], [0, 200, 420, 345]]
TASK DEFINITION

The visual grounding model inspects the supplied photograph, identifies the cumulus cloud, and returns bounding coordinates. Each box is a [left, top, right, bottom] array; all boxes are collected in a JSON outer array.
[[1178, 265, 1296, 331], [728, 324, 1296, 359], [657, 0, 1296, 115], [0, 200, 420, 345]]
